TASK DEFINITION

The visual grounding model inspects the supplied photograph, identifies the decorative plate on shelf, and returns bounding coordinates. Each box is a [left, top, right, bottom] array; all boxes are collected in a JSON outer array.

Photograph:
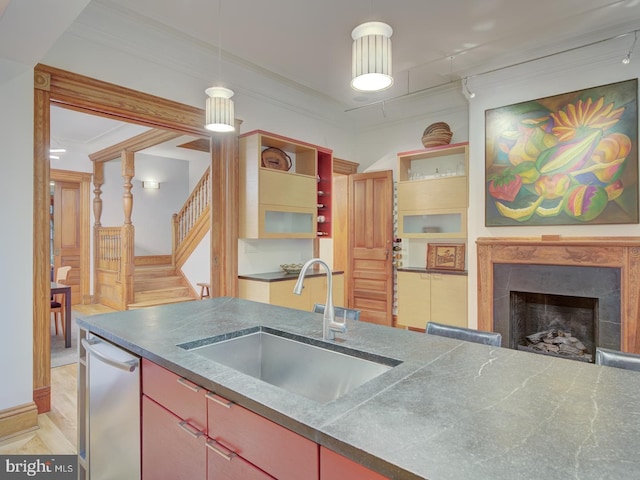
[[280, 263, 304, 274], [261, 147, 292, 171]]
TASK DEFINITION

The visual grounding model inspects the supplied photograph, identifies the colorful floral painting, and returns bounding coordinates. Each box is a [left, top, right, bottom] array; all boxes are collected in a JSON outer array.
[[485, 79, 638, 226]]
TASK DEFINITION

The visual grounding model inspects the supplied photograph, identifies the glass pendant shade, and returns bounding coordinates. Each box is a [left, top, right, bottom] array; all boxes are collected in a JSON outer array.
[[205, 86, 235, 132], [351, 21, 393, 92]]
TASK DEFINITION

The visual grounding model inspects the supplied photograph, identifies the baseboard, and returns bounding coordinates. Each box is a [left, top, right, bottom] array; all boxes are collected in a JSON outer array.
[[0, 402, 39, 441], [33, 386, 51, 414]]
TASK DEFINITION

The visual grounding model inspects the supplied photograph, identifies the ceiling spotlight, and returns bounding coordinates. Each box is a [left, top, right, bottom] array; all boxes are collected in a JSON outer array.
[[351, 21, 393, 92], [623, 31, 637, 64], [463, 77, 475, 99], [49, 148, 66, 153]]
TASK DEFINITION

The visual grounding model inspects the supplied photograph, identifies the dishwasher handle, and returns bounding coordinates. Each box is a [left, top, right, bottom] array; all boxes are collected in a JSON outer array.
[[82, 338, 139, 372]]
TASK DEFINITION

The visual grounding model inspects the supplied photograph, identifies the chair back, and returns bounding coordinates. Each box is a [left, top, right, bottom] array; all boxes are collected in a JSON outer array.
[[55, 266, 72, 283], [312, 303, 361, 321], [426, 321, 502, 347], [595, 348, 640, 372]]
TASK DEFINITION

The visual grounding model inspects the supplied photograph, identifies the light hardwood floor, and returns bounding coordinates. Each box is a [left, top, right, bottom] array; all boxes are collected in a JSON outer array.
[[0, 304, 116, 454]]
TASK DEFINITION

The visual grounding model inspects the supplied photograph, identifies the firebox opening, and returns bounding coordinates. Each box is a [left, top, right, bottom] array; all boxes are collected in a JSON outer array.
[[510, 291, 597, 363]]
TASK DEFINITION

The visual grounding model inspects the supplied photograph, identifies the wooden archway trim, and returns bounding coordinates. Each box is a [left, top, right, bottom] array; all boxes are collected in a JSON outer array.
[[33, 64, 239, 413]]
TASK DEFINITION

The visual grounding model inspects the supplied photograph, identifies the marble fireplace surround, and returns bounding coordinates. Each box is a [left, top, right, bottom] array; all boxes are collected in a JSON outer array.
[[477, 237, 640, 354]]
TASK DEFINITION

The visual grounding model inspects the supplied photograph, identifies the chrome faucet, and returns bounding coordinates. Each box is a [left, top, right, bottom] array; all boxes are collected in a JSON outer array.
[[293, 258, 347, 341]]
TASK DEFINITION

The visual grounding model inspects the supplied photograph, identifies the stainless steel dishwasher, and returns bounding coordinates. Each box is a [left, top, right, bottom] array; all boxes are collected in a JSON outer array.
[[79, 332, 141, 480]]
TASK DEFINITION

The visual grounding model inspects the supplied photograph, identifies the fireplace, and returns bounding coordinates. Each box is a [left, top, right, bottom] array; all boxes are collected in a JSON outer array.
[[476, 237, 640, 355], [511, 291, 598, 362], [492, 263, 620, 362]]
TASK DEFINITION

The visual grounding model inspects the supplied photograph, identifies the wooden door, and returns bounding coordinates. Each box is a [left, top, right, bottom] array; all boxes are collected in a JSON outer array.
[[348, 171, 393, 326], [52, 180, 81, 304]]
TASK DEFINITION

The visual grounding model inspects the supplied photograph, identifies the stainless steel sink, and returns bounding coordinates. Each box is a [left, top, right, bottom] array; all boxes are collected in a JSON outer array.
[[179, 327, 401, 404]]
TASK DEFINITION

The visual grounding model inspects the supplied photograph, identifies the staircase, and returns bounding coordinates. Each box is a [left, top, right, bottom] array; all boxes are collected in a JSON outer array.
[[128, 264, 196, 309]]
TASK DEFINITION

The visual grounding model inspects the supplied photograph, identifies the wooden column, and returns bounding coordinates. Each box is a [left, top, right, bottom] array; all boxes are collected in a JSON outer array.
[[33, 70, 51, 413], [121, 151, 135, 308], [93, 161, 104, 226], [210, 120, 241, 297]]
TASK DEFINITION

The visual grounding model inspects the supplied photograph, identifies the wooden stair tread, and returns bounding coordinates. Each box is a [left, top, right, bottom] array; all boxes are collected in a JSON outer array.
[[127, 297, 195, 309]]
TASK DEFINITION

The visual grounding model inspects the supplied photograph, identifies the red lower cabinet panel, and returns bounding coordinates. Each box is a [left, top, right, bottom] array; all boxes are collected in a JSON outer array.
[[207, 438, 274, 480], [320, 447, 389, 480], [142, 395, 206, 480], [142, 358, 207, 433], [207, 393, 319, 480]]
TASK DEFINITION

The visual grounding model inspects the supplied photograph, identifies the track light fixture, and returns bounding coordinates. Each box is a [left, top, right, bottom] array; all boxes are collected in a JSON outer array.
[[463, 77, 475, 99], [623, 31, 637, 64]]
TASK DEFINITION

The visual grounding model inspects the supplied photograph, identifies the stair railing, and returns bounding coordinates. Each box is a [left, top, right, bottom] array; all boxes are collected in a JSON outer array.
[[96, 227, 122, 276], [172, 167, 211, 266]]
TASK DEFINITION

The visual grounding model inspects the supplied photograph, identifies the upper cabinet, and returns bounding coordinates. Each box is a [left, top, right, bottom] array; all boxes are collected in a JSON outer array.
[[239, 130, 333, 239], [397, 142, 468, 238]]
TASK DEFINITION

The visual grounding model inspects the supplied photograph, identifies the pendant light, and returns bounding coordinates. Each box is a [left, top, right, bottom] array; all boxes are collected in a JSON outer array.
[[351, 21, 393, 92], [204, 0, 235, 132]]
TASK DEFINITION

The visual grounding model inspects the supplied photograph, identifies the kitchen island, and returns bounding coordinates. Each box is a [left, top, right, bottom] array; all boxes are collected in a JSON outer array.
[[77, 297, 640, 479]]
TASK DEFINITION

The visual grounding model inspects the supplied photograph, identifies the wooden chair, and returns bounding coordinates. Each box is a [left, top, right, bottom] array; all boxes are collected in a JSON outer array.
[[426, 321, 502, 347], [595, 347, 640, 372], [313, 303, 361, 321], [51, 266, 71, 336]]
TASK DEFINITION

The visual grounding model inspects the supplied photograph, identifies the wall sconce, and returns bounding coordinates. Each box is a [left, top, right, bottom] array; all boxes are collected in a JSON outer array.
[[143, 180, 160, 189], [351, 21, 393, 92]]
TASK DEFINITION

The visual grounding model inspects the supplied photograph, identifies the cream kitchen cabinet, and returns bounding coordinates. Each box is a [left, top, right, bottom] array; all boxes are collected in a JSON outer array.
[[396, 270, 467, 330], [238, 273, 344, 311], [239, 130, 333, 239], [397, 143, 468, 238]]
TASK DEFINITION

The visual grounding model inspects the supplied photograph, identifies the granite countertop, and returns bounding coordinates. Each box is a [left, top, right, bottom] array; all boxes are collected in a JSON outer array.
[[238, 270, 344, 282], [77, 297, 640, 480]]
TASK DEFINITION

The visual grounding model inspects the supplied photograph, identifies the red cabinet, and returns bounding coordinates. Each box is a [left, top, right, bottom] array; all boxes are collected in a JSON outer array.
[[207, 392, 318, 480], [141, 360, 386, 480], [142, 395, 206, 480], [207, 438, 274, 480], [320, 447, 389, 480], [142, 358, 207, 433]]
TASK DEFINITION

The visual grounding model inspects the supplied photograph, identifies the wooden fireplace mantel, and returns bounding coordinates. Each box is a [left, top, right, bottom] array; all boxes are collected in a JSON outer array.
[[476, 236, 640, 354]]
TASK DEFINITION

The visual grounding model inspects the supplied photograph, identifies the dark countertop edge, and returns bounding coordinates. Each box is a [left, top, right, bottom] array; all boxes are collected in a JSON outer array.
[[238, 270, 344, 282], [397, 266, 467, 275]]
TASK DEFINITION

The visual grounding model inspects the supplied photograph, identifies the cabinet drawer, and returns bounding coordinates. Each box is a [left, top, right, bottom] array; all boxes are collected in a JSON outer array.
[[141, 359, 207, 432], [142, 395, 206, 480], [207, 392, 318, 480], [207, 438, 274, 480]]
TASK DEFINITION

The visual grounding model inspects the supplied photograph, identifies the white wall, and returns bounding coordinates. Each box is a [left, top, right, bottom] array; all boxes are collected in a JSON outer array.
[[182, 231, 211, 290], [0, 70, 34, 410], [466, 37, 640, 328], [238, 239, 314, 275], [100, 155, 189, 255]]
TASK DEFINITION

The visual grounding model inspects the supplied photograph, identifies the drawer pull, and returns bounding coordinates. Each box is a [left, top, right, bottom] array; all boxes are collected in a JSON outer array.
[[206, 392, 233, 408], [177, 420, 204, 439], [206, 439, 237, 461], [177, 377, 200, 392]]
